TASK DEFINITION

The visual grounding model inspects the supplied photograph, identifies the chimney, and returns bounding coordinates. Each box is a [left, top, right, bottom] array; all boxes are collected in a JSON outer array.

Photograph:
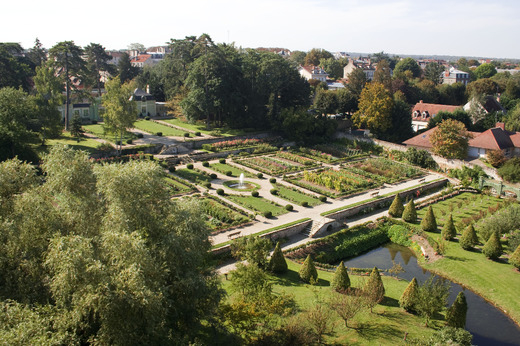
[[419, 100, 423, 103], [496, 122, 505, 130]]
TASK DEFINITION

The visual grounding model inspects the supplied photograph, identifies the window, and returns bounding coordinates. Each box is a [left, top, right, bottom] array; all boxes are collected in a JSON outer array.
[[83, 109, 89, 117]]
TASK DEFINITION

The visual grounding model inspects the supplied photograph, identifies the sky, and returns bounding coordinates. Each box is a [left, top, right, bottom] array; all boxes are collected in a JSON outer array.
[[2, 0, 520, 59]]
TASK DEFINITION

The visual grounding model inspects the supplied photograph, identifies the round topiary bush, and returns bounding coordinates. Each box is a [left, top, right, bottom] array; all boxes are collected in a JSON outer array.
[[145, 116, 150, 120], [269, 178, 276, 183], [225, 171, 233, 176], [270, 188, 278, 195], [184, 132, 190, 137], [210, 173, 217, 179], [319, 196, 327, 203], [187, 163, 194, 169], [202, 161, 209, 167], [257, 173, 263, 179], [263, 211, 272, 218], [168, 166, 176, 172], [126, 139, 133, 144], [285, 204, 293, 211], [219, 158, 226, 164], [136, 133, 144, 138], [301, 201, 309, 207], [203, 182, 211, 189], [156, 132, 163, 136], [251, 191, 259, 197], [216, 188, 224, 195], [195, 131, 201, 136]]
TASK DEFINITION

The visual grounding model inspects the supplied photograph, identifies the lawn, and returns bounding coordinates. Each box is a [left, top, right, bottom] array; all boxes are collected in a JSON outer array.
[[36, 132, 102, 154], [163, 175, 196, 195], [237, 155, 301, 175], [162, 118, 250, 137], [225, 194, 287, 216], [273, 183, 322, 206], [82, 123, 135, 142], [133, 119, 188, 136], [173, 168, 213, 184], [207, 162, 256, 178], [221, 260, 439, 344]]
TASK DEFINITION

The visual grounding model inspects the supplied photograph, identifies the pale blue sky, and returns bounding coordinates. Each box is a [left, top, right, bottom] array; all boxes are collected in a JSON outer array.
[[2, 0, 519, 59]]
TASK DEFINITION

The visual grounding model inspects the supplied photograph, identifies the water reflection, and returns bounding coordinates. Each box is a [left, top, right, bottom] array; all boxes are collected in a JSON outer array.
[[341, 244, 520, 346]]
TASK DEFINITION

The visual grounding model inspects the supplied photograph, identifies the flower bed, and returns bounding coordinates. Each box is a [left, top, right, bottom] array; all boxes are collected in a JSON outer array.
[[274, 151, 317, 166], [198, 197, 251, 231], [202, 137, 280, 152], [237, 155, 301, 175], [163, 175, 196, 195], [174, 168, 213, 184], [348, 158, 421, 183]]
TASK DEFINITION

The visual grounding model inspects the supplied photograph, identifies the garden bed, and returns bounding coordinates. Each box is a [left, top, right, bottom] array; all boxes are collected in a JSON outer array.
[[224, 194, 287, 217], [236, 155, 303, 175], [133, 119, 188, 136], [271, 183, 322, 206], [173, 168, 213, 184]]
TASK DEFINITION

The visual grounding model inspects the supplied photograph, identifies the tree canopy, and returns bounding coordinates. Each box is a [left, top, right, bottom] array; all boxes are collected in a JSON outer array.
[[430, 119, 472, 159], [353, 82, 393, 135]]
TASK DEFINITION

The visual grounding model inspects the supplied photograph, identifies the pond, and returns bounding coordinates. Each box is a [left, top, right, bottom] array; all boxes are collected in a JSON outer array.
[[342, 243, 520, 346]]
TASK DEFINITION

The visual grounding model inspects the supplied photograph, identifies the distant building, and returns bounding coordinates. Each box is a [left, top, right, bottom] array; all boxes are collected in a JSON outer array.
[[343, 58, 375, 81], [132, 87, 156, 117], [411, 101, 461, 132], [130, 54, 152, 68], [442, 67, 470, 85], [298, 65, 328, 82], [327, 81, 345, 90]]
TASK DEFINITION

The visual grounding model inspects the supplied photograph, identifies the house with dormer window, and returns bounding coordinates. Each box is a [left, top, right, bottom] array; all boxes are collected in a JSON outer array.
[[411, 100, 461, 132], [298, 65, 328, 82]]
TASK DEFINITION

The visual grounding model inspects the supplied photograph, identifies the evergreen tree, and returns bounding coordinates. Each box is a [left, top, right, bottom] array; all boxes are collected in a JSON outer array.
[[388, 194, 404, 218], [268, 241, 288, 274], [510, 245, 520, 270], [402, 199, 417, 223], [460, 224, 479, 250], [364, 267, 385, 312], [421, 206, 437, 232], [446, 292, 468, 329], [482, 231, 503, 260], [441, 214, 457, 240], [299, 255, 318, 284], [399, 277, 419, 313], [331, 261, 350, 292]]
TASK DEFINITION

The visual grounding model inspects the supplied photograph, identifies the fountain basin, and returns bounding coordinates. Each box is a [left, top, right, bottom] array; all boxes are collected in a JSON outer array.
[[223, 180, 259, 191]]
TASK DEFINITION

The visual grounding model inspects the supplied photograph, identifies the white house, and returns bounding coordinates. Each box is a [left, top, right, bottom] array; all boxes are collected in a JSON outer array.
[[298, 65, 328, 82]]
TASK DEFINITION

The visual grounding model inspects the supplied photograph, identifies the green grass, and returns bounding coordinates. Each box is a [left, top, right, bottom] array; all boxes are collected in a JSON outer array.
[[173, 168, 212, 184], [208, 163, 256, 178], [273, 183, 322, 206], [225, 194, 287, 216], [162, 118, 251, 137], [36, 132, 103, 154], [163, 175, 195, 194], [221, 260, 439, 344], [133, 120, 188, 136], [82, 123, 135, 142]]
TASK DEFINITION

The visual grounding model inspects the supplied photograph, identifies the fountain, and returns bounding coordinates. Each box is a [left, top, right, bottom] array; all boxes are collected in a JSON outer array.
[[224, 173, 258, 191], [238, 173, 245, 189]]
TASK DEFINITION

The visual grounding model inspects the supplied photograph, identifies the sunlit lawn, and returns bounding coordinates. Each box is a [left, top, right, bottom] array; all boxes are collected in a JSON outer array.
[[273, 183, 322, 206], [162, 117, 252, 137], [35, 131, 102, 154], [225, 194, 287, 216], [208, 163, 256, 178], [82, 123, 135, 142], [133, 120, 188, 136]]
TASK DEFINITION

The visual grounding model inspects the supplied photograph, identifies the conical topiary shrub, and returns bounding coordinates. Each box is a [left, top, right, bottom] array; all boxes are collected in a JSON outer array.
[[460, 224, 478, 250], [402, 199, 417, 223], [441, 214, 457, 241], [421, 206, 437, 232], [510, 245, 520, 270], [299, 254, 318, 284], [446, 291, 468, 329], [399, 277, 419, 313], [269, 241, 288, 274], [388, 194, 404, 218], [331, 261, 350, 292], [364, 267, 385, 304], [482, 231, 503, 260]]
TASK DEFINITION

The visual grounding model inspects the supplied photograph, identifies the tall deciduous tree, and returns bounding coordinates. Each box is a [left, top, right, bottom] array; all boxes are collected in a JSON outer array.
[[85, 43, 114, 97], [424, 62, 445, 85], [394, 58, 421, 79], [474, 63, 497, 79], [304, 48, 333, 66], [347, 68, 367, 99], [0, 43, 32, 92], [49, 41, 86, 130], [430, 119, 472, 159], [373, 59, 392, 90], [117, 52, 139, 83], [353, 82, 393, 135], [102, 78, 137, 154], [415, 275, 450, 327]]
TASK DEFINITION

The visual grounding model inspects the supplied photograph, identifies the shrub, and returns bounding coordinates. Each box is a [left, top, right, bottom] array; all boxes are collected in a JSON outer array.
[[460, 224, 478, 250], [216, 188, 225, 195], [402, 200, 417, 223], [210, 173, 217, 179], [156, 132, 162, 136], [388, 224, 411, 246], [421, 206, 437, 232], [168, 166, 176, 173], [257, 172, 263, 179], [487, 149, 506, 168], [331, 261, 350, 292], [388, 194, 404, 218], [195, 131, 201, 136], [269, 242, 288, 274], [225, 171, 232, 176], [441, 214, 457, 240], [126, 139, 133, 144], [510, 245, 520, 270], [301, 201, 309, 207], [145, 116, 150, 120], [429, 327, 473, 346], [299, 255, 318, 284], [446, 292, 468, 329], [482, 231, 503, 260], [508, 231, 520, 253], [251, 191, 259, 197], [187, 163, 194, 169], [219, 158, 226, 164], [498, 157, 520, 183], [399, 277, 419, 313], [270, 188, 278, 195], [269, 178, 276, 183], [96, 142, 115, 152], [263, 210, 272, 218], [364, 267, 385, 311], [319, 196, 327, 203], [285, 204, 293, 211], [202, 161, 209, 167], [136, 133, 144, 138], [184, 132, 190, 138], [203, 182, 211, 189]]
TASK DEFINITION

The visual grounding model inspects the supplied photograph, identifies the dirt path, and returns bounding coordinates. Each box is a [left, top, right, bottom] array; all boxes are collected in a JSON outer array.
[[411, 234, 442, 262]]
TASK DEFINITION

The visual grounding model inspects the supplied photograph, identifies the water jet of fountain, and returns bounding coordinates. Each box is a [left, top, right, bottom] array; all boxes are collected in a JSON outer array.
[[238, 173, 244, 189]]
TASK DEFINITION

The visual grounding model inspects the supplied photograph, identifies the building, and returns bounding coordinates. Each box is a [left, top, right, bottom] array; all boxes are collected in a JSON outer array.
[[463, 95, 506, 123], [132, 87, 156, 117], [411, 101, 461, 132], [130, 54, 152, 68], [298, 65, 328, 82], [343, 58, 375, 81], [442, 67, 470, 85]]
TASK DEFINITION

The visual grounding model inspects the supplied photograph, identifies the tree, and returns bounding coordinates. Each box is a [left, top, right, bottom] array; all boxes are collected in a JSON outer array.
[[430, 119, 472, 159], [498, 158, 520, 183], [441, 214, 457, 240], [352, 82, 393, 135], [380, 98, 413, 142], [314, 89, 338, 115], [510, 245, 520, 270], [69, 115, 83, 139], [127, 43, 146, 52], [421, 206, 438, 232], [305, 300, 333, 344], [427, 109, 472, 130], [101, 78, 137, 154], [429, 327, 473, 346], [399, 277, 419, 313], [467, 78, 498, 97], [117, 52, 139, 83], [415, 275, 450, 327], [231, 262, 272, 300], [347, 67, 367, 99], [482, 231, 503, 260], [363, 267, 385, 312], [446, 292, 468, 329], [289, 50, 306, 65], [268, 241, 287, 274], [0, 43, 32, 91], [28, 38, 47, 68], [299, 255, 318, 284], [373, 59, 392, 90], [85, 43, 114, 97], [304, 48, 333, 66], [394, 57, 421, 79], [402, 199, 417, 223], [329, 289, 365, 328], [460, 224, 479, 250], [405, 147, 437, 169], [231, 236, 272, 269], [474, 63, 497, 79], [49, 41, 85, 131], [336, 88, 357, 114], [388, 194, 404, 218], [331, 261, 350, 292], [424, 62, 445, 85]]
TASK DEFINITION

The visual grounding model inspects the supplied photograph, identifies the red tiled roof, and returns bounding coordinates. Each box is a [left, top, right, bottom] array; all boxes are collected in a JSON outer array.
[[402, 127, 436, 149], [509, 132, 520, 148], [411, 101, 461, 123], [131, 54, 151, 63], [468, 127, 514, 150]]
